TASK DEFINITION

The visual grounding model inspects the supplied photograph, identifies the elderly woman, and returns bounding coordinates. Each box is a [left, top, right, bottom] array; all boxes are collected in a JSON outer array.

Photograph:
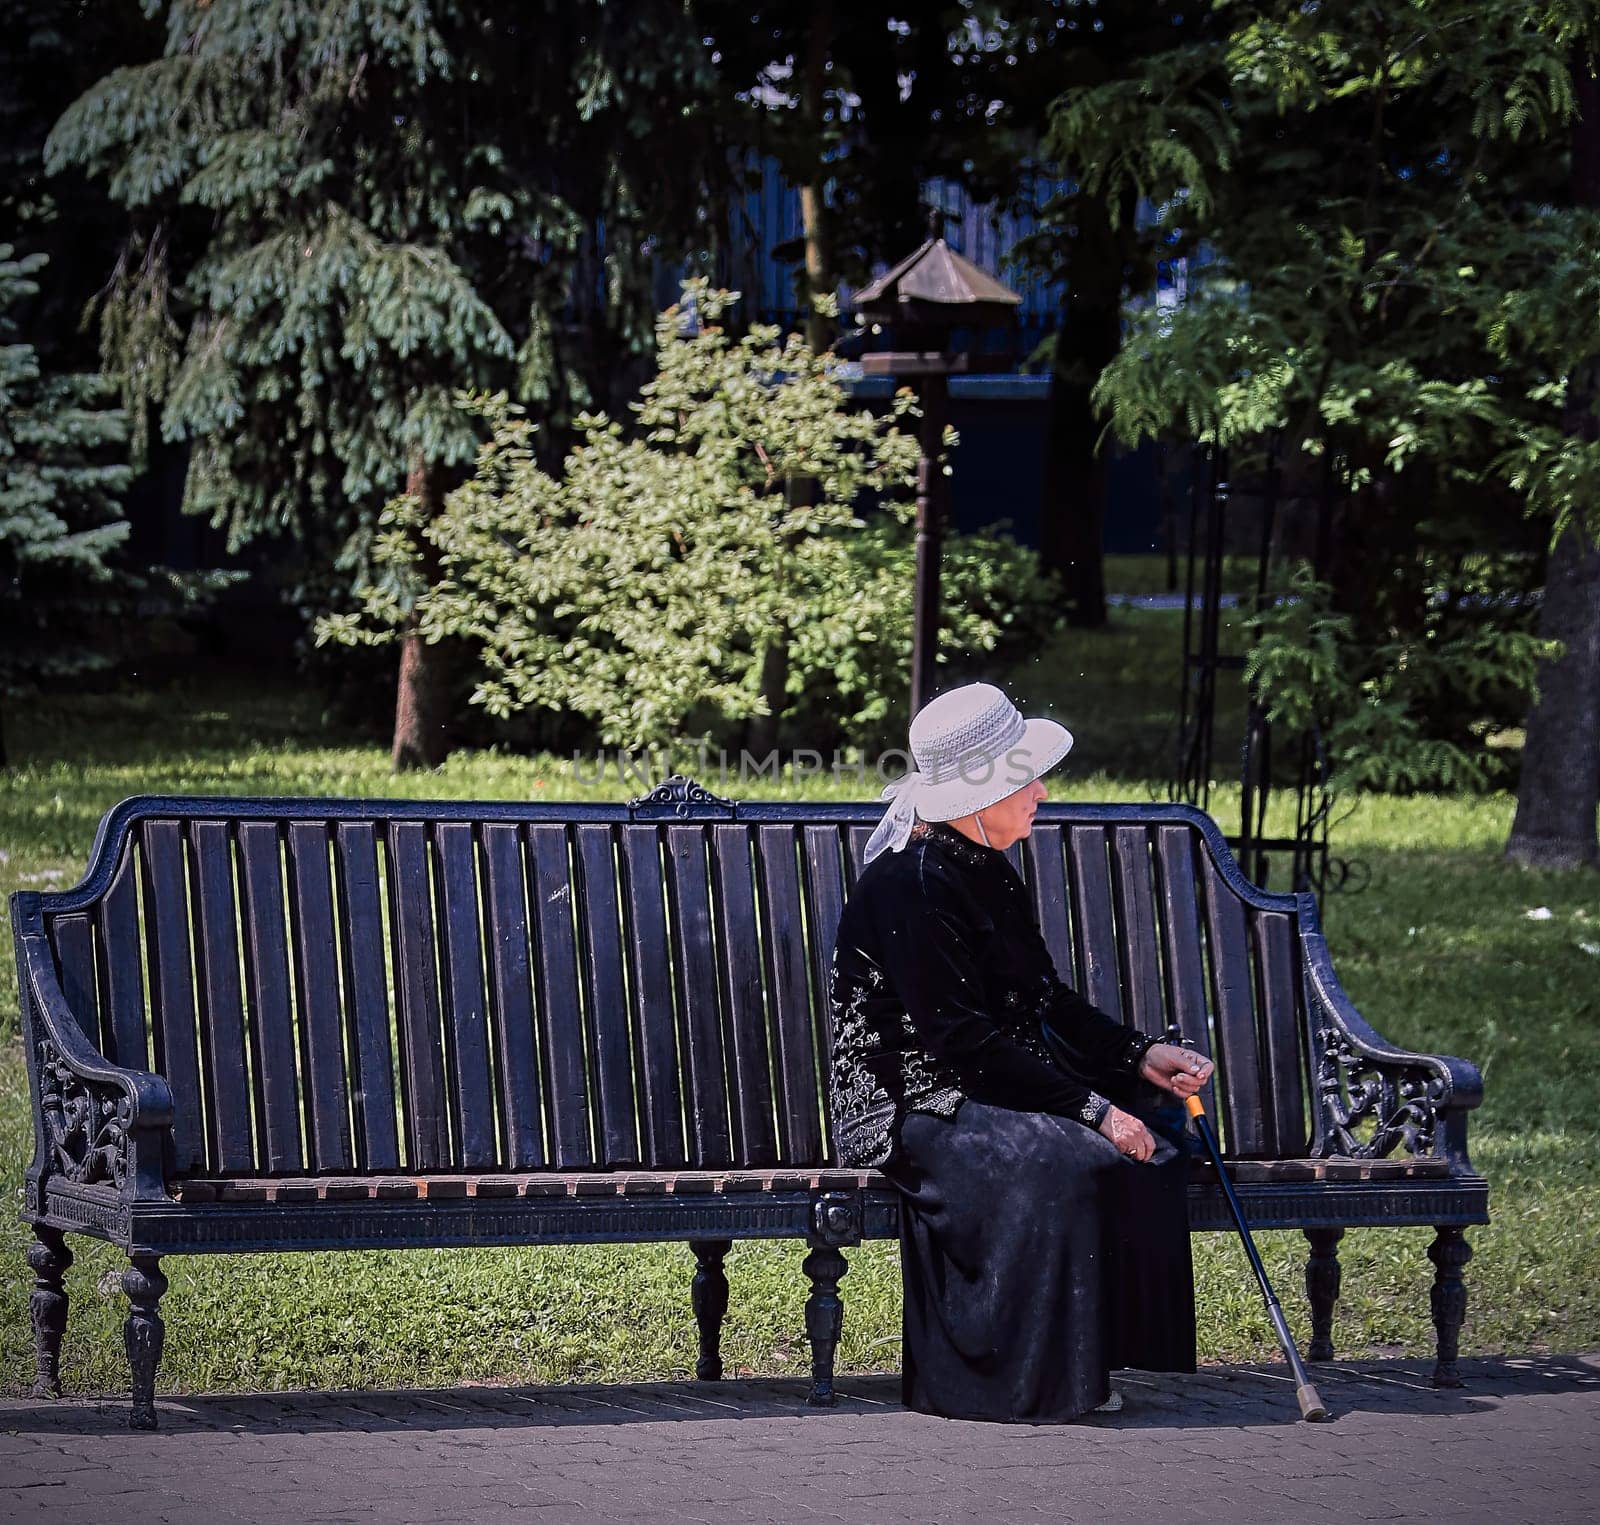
[[828, 682, 1213, 1423]]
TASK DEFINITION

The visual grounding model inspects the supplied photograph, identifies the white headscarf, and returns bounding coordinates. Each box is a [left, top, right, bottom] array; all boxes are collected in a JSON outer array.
[[862, 772, 924, 866]]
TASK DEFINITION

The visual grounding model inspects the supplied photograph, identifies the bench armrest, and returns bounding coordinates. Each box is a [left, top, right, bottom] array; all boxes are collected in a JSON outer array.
[[16, 920, 174, 1204], [1298, 902, 1483, 1172]]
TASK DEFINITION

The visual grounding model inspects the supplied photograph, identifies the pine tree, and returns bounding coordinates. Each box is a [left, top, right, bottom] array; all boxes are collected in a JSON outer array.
[[0, 245, 133, 766], [46, 1, 726, 768]]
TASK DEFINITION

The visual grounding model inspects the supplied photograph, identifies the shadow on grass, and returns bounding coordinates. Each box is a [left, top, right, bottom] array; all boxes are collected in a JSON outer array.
[[4, 1356, 1595, 1437]]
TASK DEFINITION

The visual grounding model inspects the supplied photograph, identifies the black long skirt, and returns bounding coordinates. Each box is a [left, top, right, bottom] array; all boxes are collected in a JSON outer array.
[[883, 1097, 1196, 1423]]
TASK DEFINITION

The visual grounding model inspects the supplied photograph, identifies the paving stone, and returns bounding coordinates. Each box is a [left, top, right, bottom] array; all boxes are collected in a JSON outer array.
[[0, 1356, 1596, 1523]]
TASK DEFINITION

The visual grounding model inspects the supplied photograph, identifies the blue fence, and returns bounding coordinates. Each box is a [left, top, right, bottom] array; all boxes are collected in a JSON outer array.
[[846, 374, 1166, 557], [658, 166, 1076, 345]]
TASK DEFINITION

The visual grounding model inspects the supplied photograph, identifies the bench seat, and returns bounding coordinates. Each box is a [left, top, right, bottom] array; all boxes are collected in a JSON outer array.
[[164, 1154, 1455, 1206], [168, 1169, 888, 1203]]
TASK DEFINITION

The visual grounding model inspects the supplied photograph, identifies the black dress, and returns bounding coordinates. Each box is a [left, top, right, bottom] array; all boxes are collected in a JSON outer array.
[[827, 819, 1196, 1423]]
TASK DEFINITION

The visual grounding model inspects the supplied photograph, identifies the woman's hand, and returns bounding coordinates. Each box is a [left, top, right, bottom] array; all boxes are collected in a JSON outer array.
[[1139, 1042, 1215, 1099], [1098, 1105, 1157, 1162]]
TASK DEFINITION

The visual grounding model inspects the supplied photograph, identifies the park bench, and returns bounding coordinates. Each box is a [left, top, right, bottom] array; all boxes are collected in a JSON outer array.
[[12, 777, 1487, 1429]]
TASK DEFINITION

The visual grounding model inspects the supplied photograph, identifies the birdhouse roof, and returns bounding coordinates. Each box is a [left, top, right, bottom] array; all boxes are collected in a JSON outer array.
[[853, 235, 1021, 313]]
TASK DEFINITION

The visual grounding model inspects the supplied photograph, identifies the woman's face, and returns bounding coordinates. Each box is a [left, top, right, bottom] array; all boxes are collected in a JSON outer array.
[[977, 777, 1048, 850]]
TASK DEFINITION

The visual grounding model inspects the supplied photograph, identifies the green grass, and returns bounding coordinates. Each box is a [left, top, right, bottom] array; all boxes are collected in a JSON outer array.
[[1102, 551, 1262, 599], [1, 621, 1596, 1400]]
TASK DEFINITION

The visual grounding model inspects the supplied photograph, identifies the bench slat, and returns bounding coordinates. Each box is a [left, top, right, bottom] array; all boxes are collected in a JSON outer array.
[[48, 912, 99, 1047], [1200, 851, 1267, 1156], [666, 826, 733, 1167], [482, 824, 547, 1169], [285, 823, 354, 1172], [96, 839, 148, 1070], [711, 826, 778, 1167], [433, 824, 497, 1169], [189, 821, 255, 1171], [802, 826, 847, 1053], [622, 825, 686, 1167], [237, 822, 304, 1172], [529, 824, 595, 1169], [758, 825, 822, 1164], [574, 825, 638, 1167], [386, 822, 451, 1169], [334, 823, 400, 1171], [1022, 825, 1075, 986], [844, 825, 874, 889], [1255, 908, 1308, 1156], [1110, 825, 1164, 1038], [1153, 826, 1217, 1118], [803, 826, 849, 1144], [1067, 826, 1123, 1020], [140, 820, 207, 1175]]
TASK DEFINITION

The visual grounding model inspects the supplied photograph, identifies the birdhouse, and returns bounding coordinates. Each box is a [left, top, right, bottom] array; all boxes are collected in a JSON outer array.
[[851, 211, 1021, 375]]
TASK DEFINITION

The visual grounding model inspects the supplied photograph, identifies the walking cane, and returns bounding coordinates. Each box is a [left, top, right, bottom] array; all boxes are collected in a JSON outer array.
[[1168, 1032, 1330, 1422]]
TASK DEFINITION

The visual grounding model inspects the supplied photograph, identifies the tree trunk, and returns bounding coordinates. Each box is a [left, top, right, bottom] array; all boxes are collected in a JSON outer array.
[[1040, 192, 1122, 629], [390, 459, 453, 772], [747, 472, 815, 756], [800, 0, 834, 353], [1505, 527, 1600, 867], [746, 638, 789, 759], [1505, 53, 1600, 868], [1041, 319, 1115, 627]]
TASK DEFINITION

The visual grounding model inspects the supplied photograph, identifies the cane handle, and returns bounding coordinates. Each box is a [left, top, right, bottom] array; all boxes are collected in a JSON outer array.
[[1185, 1095, 1204, 1119]]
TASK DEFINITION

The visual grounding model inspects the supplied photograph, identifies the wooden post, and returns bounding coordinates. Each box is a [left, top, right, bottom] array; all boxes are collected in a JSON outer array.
[[910, 369, 948, 719]]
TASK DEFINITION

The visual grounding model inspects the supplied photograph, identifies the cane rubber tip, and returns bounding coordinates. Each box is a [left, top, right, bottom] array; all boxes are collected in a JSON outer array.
[[1296, 1382, 1329, 1422], [1185, 1095, 1205, 1118]]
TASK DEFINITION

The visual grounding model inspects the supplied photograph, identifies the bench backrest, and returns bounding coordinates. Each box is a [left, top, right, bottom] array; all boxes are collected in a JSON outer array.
[[27, 785, 1312, 1175]]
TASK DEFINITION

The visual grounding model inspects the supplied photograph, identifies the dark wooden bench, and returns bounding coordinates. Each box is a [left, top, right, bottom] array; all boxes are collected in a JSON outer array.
[[11, 776, 1487, 1429]]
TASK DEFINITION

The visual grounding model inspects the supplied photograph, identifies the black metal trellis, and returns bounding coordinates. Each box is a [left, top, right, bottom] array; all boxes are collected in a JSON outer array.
[[1169, 439, 1362, 898]]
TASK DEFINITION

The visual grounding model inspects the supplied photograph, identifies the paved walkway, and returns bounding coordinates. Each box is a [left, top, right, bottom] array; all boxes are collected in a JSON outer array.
[[3, 1355, 1597, 1524]]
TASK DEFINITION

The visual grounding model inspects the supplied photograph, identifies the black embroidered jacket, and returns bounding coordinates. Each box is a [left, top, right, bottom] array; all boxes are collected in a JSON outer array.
[[827, 819, 1159, 1169]]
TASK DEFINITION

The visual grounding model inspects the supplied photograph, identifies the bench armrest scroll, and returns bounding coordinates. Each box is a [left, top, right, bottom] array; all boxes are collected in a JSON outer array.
[[1298, 908, 1483, 1172], [17, 925, 174, 1203]]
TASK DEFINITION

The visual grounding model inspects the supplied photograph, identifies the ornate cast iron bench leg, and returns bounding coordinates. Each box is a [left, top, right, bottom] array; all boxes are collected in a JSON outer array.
[[1428, 1226, 1472, 1388], [689, 1239, 732, 1381], [802, 1241, 848, 1407], [28, 1226, 72, 1398], [123, 1255, 168, 1430], [1304, 1227, 1343, 1362]]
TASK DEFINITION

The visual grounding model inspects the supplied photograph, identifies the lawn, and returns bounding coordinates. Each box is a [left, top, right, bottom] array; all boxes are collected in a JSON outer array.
[[1, 610, 1596, 1399]]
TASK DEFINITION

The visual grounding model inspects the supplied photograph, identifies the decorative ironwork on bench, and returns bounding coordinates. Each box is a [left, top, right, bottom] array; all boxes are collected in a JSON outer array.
[[1315, 1026, 1447, 1159], [37, 1039, 133, 1190], [627, 774, 736, 819], [810, 1191, 864, 1248]]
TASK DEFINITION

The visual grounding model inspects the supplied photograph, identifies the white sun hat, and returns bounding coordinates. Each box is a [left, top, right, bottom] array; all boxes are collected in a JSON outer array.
[[863, 682, 1074, 865]]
